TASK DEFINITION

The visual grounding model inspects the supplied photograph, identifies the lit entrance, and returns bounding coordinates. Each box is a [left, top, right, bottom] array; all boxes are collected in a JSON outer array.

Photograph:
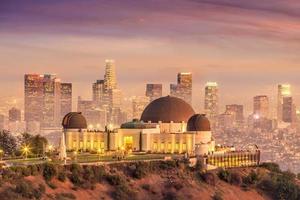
[[124, 136, 133, 151]]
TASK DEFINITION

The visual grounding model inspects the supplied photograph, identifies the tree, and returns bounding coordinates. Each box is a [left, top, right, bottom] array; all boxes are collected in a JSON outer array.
[[19, 133, 48, 156], [0, 130, 17, 155]]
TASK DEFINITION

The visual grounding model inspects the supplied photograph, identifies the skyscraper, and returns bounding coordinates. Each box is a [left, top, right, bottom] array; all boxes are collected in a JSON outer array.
[[60, 83, 72, 119], [9, 107, 21, 122], [253, 95, 269, 119], [146, 84, 162, 102], [170, 72, 192, 105], [24, 74, 44, 124], [92, 80, 105, 108], [282, 96, 294, 123], [42, 74, 61, 128], [25, 74, 69, 130], [204, 82, 219, 121], [277, 84, 291, 122], [104, 59, 117, 90]]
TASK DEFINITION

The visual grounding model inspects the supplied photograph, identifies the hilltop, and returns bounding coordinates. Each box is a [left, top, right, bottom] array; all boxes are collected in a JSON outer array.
[[0, 161, 299, 200]]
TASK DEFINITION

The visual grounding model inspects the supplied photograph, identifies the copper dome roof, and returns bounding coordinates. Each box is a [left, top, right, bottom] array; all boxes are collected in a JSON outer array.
[[62, 112, 87, 129], [187, 114, 211, 131], [140, 96, 195, 123]]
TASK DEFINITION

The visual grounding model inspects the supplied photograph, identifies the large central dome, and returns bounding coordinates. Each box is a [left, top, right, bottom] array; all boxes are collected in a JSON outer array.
[[140, 96, 195, 123]]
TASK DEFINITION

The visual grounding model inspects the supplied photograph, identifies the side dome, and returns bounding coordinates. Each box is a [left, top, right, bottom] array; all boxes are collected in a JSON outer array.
[[187, 114, 211, 131], [62, 112, 87, 129], [140, 96, 195, 123]]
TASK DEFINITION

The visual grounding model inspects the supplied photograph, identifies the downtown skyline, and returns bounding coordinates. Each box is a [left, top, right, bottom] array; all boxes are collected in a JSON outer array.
[[0, 0, 300, 114]]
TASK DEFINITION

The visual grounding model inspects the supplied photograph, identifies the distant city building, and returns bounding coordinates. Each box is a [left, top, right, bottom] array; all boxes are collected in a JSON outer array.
[[9, 107, 21, 122], [253, 95, 269, 119], [90, 60, 123, 126], [25, 74, 71, 130], [225, 104, 244, 128], [42, 74, 61, 128], [218, 113, 234, 130], [204, 82, 219, 121], [92, 80, 105, 108], [104, 60, 117, 90], [170, 72, 192, 105], [277, 84, 291, 122], [132, 96, 150, 119], [282, 96, 295, 123], [146, 84, 162, 102], [24, 74, 44, 124], [60, 83, 72, 119]]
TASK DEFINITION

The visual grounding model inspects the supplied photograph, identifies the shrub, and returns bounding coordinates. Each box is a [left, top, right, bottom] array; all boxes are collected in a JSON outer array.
[[163, 191, 179, 200], [217, 169, 230, 182], [55, 192, 76, 200], [243, 170, 259, 185], [29, 165, 39, 176], [92, 165, 105, 182], [131, 162, 148, 179], [260, 162, 281, 173], [195, 158, 205, 171], [212, 191, 223, 200], [47, 181, 57, 189], [15, 180, 42, 199], [229, 172, 242, 185], [57, 171, 67, 182], [106, 174, 123, 186], [113, 184, 136, 200], [173, 181, 183, 191], [141, 184, 150, 191], [158, 160, 177, 170], [83, 166, 95, 183], [43, 163, 57, 181], [201, 172, 217, 186]]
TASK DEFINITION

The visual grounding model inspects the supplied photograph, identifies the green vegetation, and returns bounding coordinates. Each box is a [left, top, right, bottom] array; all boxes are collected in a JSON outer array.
[[43, 163, 57, 181], [0, 130, 17, 155]]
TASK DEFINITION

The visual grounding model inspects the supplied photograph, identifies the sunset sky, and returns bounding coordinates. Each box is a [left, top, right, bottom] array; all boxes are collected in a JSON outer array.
[[0, 0, 299, 114]]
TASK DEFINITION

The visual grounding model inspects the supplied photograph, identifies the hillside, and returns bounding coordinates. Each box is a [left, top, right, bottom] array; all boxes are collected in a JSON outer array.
[[0, 161, 298, 200]]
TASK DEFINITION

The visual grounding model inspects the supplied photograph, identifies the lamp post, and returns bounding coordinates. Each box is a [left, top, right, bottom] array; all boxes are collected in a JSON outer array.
[[22, 145, 30, 159]]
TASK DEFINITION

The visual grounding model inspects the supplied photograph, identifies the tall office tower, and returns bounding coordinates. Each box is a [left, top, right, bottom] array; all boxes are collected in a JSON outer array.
[[225, 104, 244, 128], [204, 82, 219, 120], [92, 80, 105, 107], [170, 72, 192, 105], [282, 96, 294, 123], [146, 84, 162, 102], [42, 74, 61, 128], [104, 59, 117, 90], [9, 107, 21, 122], [24, 74, 44, 124], [60, 83, 72, 119], [132, 96, 150, 119], [277, 84, 291, 122], [253, 95, 269, 119]]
